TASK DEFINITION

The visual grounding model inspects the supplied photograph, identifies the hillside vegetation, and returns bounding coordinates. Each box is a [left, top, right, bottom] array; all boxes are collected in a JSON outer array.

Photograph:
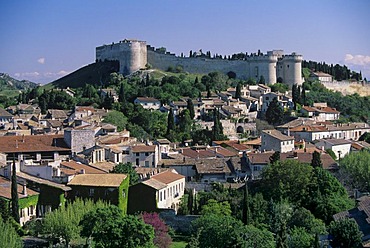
[[46, 60, 119, 89], [0, 73, 38, 91]]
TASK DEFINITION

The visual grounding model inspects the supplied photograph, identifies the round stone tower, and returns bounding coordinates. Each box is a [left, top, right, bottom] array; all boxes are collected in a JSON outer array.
[[96, 39, 147, 75], [277, 53, 303, 86], [247, 54, 278, 84]]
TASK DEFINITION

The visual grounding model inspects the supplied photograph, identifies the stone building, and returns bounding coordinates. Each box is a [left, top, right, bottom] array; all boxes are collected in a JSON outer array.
[[96, 39, 303, 86]]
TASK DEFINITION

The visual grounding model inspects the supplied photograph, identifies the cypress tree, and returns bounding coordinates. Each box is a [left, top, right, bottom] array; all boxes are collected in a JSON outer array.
[[242, 183, 252, 225], [235, 83, 241, 99], [212, 108, 224, 141], [301, 84, 306, 106], [266, 97, 284, 125], [11, 156, 19, 223], [167, 108, 175, 135], [269, 151, 281, 164], [187, 99, 195, 120], [119, 83, 125, 103], [311, 151, 323, 168]]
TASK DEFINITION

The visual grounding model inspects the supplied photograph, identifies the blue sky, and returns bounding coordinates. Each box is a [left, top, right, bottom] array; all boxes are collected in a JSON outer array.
[[1, 0, 370, 84]]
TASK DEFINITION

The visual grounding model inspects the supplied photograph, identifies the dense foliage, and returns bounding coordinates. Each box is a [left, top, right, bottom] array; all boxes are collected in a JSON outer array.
[[80, 205, 154, 248], [329, 219, 362, 248], [340, 150, 370, 192], [302, 60, 362, 81], [0, 216, 23, 248], [142, 212, 172, 248], [305, 81, 370, 122], [110, 162, 139, 186]]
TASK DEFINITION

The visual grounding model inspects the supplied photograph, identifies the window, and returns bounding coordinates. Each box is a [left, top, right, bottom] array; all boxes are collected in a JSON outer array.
[[89, 188, 95, 197], [160, 191, 162, 201], [136, 153, 140, 157], [145, 161, 149, 167], [145, 152, 149, 156], [136, 159, 139, 166]]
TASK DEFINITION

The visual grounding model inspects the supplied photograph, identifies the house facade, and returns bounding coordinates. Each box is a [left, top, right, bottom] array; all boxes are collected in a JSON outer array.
[[261, 129, 295, 153]]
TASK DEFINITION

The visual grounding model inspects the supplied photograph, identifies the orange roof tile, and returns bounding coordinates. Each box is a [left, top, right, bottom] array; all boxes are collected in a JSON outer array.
[[151, 170, 185, 184]]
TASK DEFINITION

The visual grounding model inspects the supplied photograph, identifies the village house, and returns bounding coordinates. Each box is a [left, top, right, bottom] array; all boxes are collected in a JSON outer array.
[[130, 145, 160, 167], [128, 170, 185, 214], [301, 103, 340, 121], [68, 173, 129, 213], [0, 176, 39, 226], [0, 107, 13, 127], [313, 138, 352, 159], [134, 97, 161, 110], [261, 92, 293, 112], [309, 71, 333, 83], [99, 88, 119, 102], [261, 129, 295, 153]]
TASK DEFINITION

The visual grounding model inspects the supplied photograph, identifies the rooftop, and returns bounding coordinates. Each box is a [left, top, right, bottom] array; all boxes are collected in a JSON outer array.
[[142, 178, 167, 190], [0, 176, 39, 200], [60, 161, 107, 174], [262, 129, 294, 141], [151, 170, 185, 184], [135, 97, 160, 103], [131, 145, 156, 153], [0, 134, 70, 153], [68, 174, 127, 187]]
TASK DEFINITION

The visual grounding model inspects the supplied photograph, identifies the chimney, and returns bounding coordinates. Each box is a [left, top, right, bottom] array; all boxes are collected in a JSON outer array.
[[22, 184, 27, 196], [16, 140, 18, 148], [80, 169, 85, 174], [22, 134, 25, 143]]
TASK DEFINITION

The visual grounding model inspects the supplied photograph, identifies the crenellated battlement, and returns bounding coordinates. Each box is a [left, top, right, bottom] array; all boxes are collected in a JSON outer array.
[[96, 39, 303, 85]]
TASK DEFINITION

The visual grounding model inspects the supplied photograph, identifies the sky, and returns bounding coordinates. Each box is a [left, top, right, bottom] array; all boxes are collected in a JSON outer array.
[[1, 0, 370, 84]]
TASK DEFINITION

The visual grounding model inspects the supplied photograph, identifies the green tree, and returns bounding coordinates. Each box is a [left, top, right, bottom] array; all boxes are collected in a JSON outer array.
[[260, 160, 312, 206], [212, 108, 226, 141], [288, 207, 326, 236], [80, 205, 154, 248], [269, 151, 281, 164], [340, 150, 370, 192], [11, 158, 19, 223], [166, 108, 175, 135], [241, 225, 275, 248], [242, 183, 252, 225], [200, 199, 232, 216], [0, 216, 23, 248], [118, 83, 125, 103], [329, 219, 362, 248], [110, 162, 138, 186], [288, 227, 313, 248], [41, 199, 108, 247], [269, 201, 293, 248], [311, 151, 323, 168], [103, 110, 128, 131], [187, 99, 195, 120], [259, 75, 266, 84], [265, 97, 284, 125], [235, 82, 242, 99]]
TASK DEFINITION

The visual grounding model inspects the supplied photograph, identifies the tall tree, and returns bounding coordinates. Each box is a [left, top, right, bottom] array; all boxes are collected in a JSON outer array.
[[329, 219, 362, 248], [119, 83, 125, 103], [311, 151, 323, 168], [166, 108, 175, 135], [11, 156, 19, 223], [301, 84, 306, 106], [242, 183, 252, 225], [0, 217, 23, 248], [259, 75, 266, 84], [292, 84, 299, 109], [235, 82, 242, 99], [187, 99, 195, 120], [212, 108, 225, 141], [265, 97, 284, 125]]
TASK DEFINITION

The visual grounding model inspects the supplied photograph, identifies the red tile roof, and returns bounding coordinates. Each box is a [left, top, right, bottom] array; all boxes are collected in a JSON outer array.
[[0, 176, 39, 200], [131, 145, 156, 153], [151, 170, 185, 184], [60, 161, 106, 174], [0, 134, 70, 153]]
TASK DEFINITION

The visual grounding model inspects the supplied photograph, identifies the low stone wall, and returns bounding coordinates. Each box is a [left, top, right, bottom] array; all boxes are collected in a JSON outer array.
[[159, 209, 199, 233]]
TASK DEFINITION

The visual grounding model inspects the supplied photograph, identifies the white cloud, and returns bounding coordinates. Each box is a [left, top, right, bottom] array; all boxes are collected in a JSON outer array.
[[344, 54, 370, 66], [343, 54, 370, 79], [13, 69, 71, 84], [37, 57, 45, 64]]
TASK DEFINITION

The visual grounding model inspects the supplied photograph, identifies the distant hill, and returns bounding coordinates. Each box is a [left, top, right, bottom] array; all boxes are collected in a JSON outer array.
[[0, 73, 38, 91], [47, 60, 119, 89]]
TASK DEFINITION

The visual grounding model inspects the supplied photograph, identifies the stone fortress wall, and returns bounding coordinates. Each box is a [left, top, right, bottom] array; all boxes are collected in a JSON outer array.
[[96, 39, 303, 86]]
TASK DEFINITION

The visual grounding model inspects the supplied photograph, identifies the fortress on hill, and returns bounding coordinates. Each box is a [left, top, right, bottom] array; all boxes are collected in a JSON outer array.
[[96, 39, 303, 85]]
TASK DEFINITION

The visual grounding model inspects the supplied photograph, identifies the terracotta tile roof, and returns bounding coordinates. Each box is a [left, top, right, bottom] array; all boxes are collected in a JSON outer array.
[[316, 106, 339, 114], [0, 176, 39, 200], [131, 145, 156, 153], [315, 139, 352, 146], [289, 125, 327, 132], [247, 152, 274, 165], [17, 171, 71, 191], [68, 174, 127, 187], [245, 138, 261, 145], [0, 134, 70, 153], [195, 158, 231, 174], [142, 178, 167, 190], [151, 170, 185, 184], [0, 108, 13, 118], [60, 161, 106, 174], [262, 129, 294, 141], [181, 148, 215, 159], [47, 109, 68, 119], [302, 106, 317, 112], [90, 161, 116, 173], [75, 106, 96, 112], [208, 146, 238, 157], [135, 97, 160, 103]]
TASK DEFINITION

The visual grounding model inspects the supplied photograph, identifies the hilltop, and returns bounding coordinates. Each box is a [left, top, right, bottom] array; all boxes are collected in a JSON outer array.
[[46, 60, 119, 89], [0, 73, 38, 91]]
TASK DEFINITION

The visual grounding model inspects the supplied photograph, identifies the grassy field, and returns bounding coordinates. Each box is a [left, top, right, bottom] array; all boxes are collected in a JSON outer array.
[[0, 89, 21, 97]]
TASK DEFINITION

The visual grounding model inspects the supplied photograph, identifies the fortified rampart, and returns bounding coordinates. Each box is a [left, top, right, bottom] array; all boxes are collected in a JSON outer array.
[[96, 39, 303, 86]]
